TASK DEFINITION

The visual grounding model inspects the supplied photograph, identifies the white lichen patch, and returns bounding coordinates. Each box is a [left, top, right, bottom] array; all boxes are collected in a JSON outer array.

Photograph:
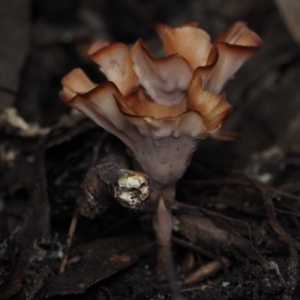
[[118, 173, 146, 189], [116, 171, 150, 209]]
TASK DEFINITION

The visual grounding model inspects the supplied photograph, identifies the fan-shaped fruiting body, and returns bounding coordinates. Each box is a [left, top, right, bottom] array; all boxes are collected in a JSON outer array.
[[60, 22, 262, 203]]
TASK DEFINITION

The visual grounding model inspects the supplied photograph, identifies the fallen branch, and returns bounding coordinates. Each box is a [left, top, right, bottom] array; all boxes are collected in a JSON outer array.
[[262, 189, 299, 300], [77, 153, 150, 218], [174, 202, 267, 266]]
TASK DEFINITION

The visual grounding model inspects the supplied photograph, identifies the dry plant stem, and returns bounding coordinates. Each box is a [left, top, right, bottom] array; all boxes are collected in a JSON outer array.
[[175, 202, 267, 265], [78, 154, 150, 218], [100, 287, 114, 300], [241, 175, 300, 248], [172, 236, 216, 260], [183, 177, 300, 203], [182, 174, 299, 297], [59, 210, 79, 273], [275, 208, 300, 218], [260, 188, 299, 300], [184, 257, 230, 285]]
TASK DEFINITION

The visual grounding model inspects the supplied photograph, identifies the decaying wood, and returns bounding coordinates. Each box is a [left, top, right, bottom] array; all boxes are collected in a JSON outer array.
[[173, 211, 248, 250], [77, 153, 150, 218]]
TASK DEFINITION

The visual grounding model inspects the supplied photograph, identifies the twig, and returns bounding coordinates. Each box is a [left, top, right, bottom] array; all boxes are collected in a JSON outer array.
[[183, 257, 230, 285], [275, 208, 300, 218], [59, 210, 78, 273], [183, 177, 300, 203], [198, 207, 253, 246], [46, 119, 97, 149], [77, 154, 150, 218], [172, 236, 216, 260], [100, 286, 114, 300], [182, 177, 252, 187], [255, 182, 299, 300], [182, 170, 300, 298], [175, 202, 268, 266], [200, 210, 266, 264]]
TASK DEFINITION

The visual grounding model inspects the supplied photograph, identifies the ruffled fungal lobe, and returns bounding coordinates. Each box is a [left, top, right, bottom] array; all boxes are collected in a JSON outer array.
[[60, 21, 262, 202]]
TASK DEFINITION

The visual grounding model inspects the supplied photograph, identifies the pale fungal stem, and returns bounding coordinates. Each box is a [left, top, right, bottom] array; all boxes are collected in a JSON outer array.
[[58, 21, 263, 291], [153, 196, 183, 299], [184, 257, 231, 285], [77, 153, 150, 219], [153, 196, 173, 274]]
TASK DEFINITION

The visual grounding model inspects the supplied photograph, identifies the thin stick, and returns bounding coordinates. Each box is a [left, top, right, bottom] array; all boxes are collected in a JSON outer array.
[[183, 177, 300, 203], [183, 257, 230, 285], [175, 202, 268, 266], [172, 236, 216, 260], [275, 208, 300, 218], [250, 178, 299, 300], [100, 286, 114, 300], [59, 210, 79, 273], [262, 190, 299, 300]]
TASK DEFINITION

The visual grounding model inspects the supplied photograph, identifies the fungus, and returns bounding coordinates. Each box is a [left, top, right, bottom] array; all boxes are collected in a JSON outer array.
[[60, 21, 262, 272], [60, 21, 261, 204]]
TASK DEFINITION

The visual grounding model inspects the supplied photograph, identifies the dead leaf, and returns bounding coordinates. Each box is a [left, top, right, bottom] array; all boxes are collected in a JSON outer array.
[[38, 233, 153, 297]]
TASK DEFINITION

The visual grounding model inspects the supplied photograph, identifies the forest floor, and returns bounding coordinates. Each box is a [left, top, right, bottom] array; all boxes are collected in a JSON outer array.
[[1, 0, 300, 299]]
